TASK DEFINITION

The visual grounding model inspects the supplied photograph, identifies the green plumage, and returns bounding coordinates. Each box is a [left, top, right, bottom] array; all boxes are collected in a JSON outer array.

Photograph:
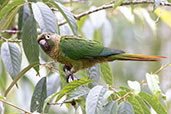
[[38, 33, 166, 73]]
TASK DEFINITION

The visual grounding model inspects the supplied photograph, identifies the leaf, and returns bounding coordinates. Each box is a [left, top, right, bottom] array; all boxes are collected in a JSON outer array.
[[5, 62, 39, 97], [59, 63, 67, 87], [126, 95, 143, 114], [31, 77, 47, 113], [21, 15, 39, 73], [135, 96, 151, 114], [102, 101, 118, 114], [48, 1, 78, 35], [0, 60, 7, 92], [153, 0, 160, 11], [18, 4, 31, 39], [139, 91, 167, 114], [56, 78, 93, 102], [100, 63, 114, 86], [146, 73, 161, 97], [0, 5, 22, 30], [86, 85, 107, 114], [117, 101, 134, 114], [88, 65, 100, 88], [168, 0, 171, 3], [31, 2, 58, 33], [0, 0, 25, 22], [1, 42, 21, 79], [66, 87, 90, 101], [128, 81, 140, 95], [154, 8, 171, 28]]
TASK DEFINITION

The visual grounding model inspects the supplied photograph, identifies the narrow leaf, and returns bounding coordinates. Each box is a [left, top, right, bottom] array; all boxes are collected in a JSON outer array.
[[0, 60, 7, 92], [5, 62, 39, 97], [56, 78, 93, 102], [31, 2, 58, 33], [31, 77, 47, 113], [100, 63, 114, 86], [0, 0, 25, 22], [21, 15, 39, 73], [1, 42, 21, 79], [102, 101, 118, 114], [139, 91, 167, 114], [88, 65, 100, 87], [86, 85, 107, 114], [118, 101, 134, 114], [48, 1, 78, 35]]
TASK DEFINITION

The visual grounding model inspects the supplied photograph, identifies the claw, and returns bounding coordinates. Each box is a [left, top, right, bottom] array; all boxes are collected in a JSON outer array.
[[66, 70, 76, 83], [63, 65, 72, 72]]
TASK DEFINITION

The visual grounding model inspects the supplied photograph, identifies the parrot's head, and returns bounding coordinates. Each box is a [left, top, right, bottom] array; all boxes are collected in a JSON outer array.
[[37, 32, 61, 54]]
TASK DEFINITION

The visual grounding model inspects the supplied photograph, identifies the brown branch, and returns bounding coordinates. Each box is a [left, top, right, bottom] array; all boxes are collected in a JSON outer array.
[[57, 1, 171, 26], [1, 37, 22, 43], [0, 99, 32, 114], [116, 90, 134, 102]]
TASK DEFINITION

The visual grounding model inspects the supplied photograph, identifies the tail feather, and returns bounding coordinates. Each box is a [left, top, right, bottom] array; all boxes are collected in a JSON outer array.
[[109, 53, 167, 61]]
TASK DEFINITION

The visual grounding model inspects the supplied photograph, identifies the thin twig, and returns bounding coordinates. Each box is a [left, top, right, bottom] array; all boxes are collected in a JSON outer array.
[[1, 37, 22, 43], [57, 0, 171, 26], [116, 90, 134, 102], [0, 99, 32, 114], [1, 30, 21, 34], [154, 63, 171, 74]]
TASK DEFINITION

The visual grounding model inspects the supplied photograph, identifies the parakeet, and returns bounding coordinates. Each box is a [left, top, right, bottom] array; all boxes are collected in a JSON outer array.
[[38, 32, 166, 81]]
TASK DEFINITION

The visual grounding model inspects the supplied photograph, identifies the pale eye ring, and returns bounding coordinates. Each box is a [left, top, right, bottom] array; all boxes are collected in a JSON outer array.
[[45, 35, 50, 39]]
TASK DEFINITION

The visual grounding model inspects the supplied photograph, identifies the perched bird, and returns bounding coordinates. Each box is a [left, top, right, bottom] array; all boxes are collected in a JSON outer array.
[[38, 32, 166, 81]]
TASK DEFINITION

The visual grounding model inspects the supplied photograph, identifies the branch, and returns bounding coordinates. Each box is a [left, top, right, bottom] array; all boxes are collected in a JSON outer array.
[[0, 99, 32, 114], [57, 1, 171, 26], [0, 37, 22, 43], [116, 90, 134, 102], [1, 30, 21, 34]]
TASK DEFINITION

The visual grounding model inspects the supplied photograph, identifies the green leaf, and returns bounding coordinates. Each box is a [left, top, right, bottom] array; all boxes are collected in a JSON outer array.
[[117, 101, 134, 114], [102, 101, 118, 114], [48, 1, 78, 35], [0, 5, 22, 30], [31, 77, 47, 113], [114, 0, 124, 9], [146, 73, 161, 97], [127, 95, 143, 114], [56, 78, 93, 102], [0, 60, 7, 92], [18, 5, 31, 39], [21, 15, 39, 73], [100, 63, 114, 86], [0, 0, 25, 22], [127, 80, 140, 95], [66, 87, 90, 101], [139, 91, 167, 114], [5, 62, 39, 97], [168, 0, 171, 3], [135, 96, 151, 114], [1, 42, 21, 79], [59, 63, 67, 87], [86, 85, 107, 114], [31, 2, 58, 33]]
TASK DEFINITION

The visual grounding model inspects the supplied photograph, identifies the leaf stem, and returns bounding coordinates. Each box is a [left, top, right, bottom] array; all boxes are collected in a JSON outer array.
[[0, 99, 32, 114], [116, 90, 134, 102]]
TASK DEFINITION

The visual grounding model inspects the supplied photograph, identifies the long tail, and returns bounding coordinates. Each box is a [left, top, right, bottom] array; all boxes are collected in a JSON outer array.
[[108, 53, 167, 61]]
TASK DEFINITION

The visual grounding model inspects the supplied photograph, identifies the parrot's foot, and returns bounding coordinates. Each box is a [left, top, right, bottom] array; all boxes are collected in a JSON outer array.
[[63, 65, 72, 72], [66, 70, 76, 83]]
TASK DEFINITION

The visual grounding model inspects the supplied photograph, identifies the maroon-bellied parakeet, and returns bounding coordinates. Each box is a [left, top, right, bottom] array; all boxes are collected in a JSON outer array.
[[38, 32, 167, 81]]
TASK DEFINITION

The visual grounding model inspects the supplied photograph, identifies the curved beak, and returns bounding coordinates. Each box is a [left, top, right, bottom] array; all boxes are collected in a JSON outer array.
[[38, 39, 46, 46]]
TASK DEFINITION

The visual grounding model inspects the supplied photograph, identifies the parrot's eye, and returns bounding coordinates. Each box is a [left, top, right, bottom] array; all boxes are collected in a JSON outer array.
[[45, 35, 50, 40]]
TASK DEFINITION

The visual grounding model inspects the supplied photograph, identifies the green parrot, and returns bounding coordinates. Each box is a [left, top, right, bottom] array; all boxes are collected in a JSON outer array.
[[38, 32, 166, 81]]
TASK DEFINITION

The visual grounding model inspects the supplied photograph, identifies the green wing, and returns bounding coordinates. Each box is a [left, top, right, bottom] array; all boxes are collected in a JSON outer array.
[[59, 36, 104, 60], [59, 36, 125, 60]]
